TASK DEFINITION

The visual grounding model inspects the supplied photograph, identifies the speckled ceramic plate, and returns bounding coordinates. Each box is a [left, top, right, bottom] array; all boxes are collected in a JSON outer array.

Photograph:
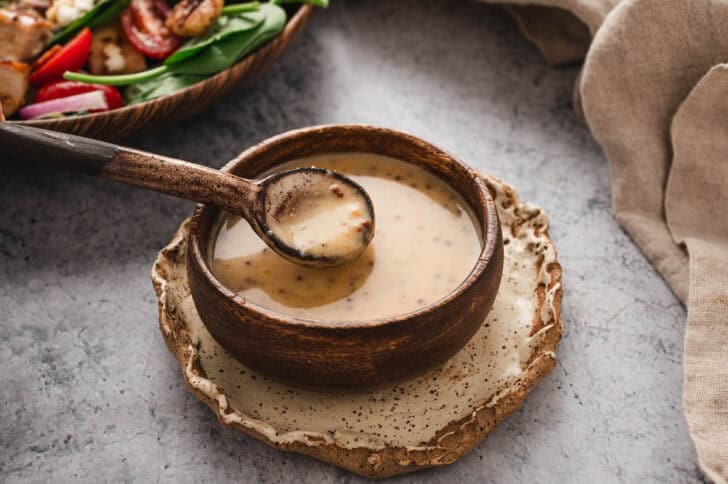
[[151, 172, 563, 478]]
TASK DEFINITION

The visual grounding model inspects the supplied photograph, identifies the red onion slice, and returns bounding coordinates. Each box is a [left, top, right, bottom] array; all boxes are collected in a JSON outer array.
[[18, 90, 109, 120]]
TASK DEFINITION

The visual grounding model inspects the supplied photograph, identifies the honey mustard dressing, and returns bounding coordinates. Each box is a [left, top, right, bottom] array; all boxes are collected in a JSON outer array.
[[212, 153, 481, 321]]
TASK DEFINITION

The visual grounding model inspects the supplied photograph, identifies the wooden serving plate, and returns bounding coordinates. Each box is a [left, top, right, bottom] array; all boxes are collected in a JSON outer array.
[[12, 5, 313, 141]]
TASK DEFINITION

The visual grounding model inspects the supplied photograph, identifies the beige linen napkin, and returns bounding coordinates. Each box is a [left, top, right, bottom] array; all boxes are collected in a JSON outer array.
[[480, 0, 728, 480]]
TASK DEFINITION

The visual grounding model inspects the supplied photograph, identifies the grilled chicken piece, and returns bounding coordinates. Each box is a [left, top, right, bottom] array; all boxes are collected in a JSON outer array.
[[0, 8, 51, 62], [18, 0, 53, 13], [0, 60, 30, 117], [166, 0, 223, 37], [88, 23, 147, 75]]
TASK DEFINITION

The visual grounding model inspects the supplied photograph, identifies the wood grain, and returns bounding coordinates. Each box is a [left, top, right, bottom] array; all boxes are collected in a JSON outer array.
[[186, 125, 505, 391], [10, 5, 313, 141]]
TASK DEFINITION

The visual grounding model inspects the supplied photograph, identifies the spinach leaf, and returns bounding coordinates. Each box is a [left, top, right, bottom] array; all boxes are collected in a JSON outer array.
[[87, 0, 130, 30], [164, 8, 266, 66], [64, 4, 281, 85], [272, 0, 329, 7], [125, 72, 205, 104], [64, 1, 294, 92], [49, 0, 119, 45], [220, 1, 261, 15], [168, 3, 286, 76]]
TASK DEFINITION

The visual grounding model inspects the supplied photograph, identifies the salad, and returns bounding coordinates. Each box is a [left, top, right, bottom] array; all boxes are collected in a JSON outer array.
[[0, 0, 325, 120]]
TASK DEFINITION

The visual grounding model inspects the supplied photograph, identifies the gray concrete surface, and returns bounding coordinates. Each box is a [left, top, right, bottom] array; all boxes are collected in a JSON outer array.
[[0, 0, 702, 482]]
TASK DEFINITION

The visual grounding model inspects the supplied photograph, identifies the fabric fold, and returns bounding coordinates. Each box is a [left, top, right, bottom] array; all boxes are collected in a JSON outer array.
[[667, 65, 728, 483], [479, 0, 728, 480], [504, 5, 590, 65], [578, 0, 728, 303]]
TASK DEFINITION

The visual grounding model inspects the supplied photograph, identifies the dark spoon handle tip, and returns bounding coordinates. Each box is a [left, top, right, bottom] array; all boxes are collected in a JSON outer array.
[[0, 122, 119, 174]]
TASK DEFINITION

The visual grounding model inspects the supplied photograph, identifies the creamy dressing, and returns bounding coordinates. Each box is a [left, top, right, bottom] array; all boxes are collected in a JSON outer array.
[[212, 153, 482, 321]]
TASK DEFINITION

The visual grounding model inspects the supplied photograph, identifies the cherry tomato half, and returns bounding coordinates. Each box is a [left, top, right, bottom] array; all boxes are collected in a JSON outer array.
[[34, 80, 124, 111], [121, 0, 181, 60], [29, 28, 92, 87]]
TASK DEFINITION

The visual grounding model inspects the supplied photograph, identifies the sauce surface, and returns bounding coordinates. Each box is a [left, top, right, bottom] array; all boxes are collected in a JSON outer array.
[[212, 153, 481, 321]]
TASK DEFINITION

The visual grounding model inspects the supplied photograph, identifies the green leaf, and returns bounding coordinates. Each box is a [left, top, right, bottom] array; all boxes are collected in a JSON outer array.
[[62, 3, 288, 94], [272, 0, 329, 7], [125, 72, 205, 104], [169, 3, 286, 76], [220, 1, 260, 15], [165, 8, 266, 66], [49, 0, 118, 45], [87, 0, 130, 30]]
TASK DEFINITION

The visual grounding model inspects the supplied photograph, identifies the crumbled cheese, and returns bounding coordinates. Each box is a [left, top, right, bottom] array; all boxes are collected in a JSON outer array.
[[56, 4, 78, 26], [102, 43, 125, 73], [76, 0, 93, 11], [46, 0, 95, 27]]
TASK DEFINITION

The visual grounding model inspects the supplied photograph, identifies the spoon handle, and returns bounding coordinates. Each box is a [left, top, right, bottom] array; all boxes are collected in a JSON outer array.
[[0, 123, 257, 217]]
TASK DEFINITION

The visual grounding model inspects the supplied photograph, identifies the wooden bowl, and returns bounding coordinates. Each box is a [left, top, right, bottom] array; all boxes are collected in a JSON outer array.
[[187, 125, 505, 391], [12, 5, 313, 141]]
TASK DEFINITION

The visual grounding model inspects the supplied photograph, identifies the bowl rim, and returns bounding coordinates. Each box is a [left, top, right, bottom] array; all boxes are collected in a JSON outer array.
[[14, 4, 314, 128], [188, 124, 502, 330]]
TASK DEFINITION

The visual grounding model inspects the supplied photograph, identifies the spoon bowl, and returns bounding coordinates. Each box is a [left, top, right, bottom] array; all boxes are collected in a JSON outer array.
[[257, 167, 375, 267]]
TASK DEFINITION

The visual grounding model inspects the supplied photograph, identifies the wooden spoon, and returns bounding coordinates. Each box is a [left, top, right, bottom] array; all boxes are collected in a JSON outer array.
[[0, 123, 375, 267]]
